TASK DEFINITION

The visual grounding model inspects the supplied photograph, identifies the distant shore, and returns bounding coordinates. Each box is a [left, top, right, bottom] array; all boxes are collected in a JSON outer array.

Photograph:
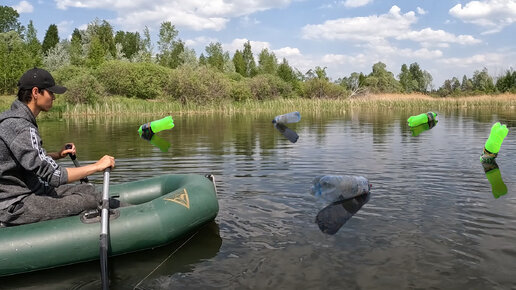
[[2, 93, 516, 119]]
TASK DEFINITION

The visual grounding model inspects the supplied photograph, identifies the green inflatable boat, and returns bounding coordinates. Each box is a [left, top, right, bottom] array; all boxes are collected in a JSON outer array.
[[0, 174, 219, 277]]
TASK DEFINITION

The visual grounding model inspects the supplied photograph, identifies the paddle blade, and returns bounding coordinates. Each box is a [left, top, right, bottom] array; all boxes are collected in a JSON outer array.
[[274, 123, 299, 143]]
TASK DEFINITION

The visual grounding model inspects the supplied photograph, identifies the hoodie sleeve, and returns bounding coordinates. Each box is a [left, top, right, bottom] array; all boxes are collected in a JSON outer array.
[[9, 126, 69, 187]]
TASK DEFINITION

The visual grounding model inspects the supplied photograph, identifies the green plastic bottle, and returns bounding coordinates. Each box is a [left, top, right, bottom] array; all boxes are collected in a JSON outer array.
[[138, 116, 174, 138], [407, 112, 437, 127], [484, 122, 508, 155]]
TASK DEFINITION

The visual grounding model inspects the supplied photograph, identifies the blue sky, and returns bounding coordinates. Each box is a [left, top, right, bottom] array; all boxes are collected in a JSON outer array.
[[5, 0, 516, 87]]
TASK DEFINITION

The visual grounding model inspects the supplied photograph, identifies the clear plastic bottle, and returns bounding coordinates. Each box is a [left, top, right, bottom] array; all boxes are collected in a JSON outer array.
[[311, 175, 371, 203], [273, 111, 301, 124]]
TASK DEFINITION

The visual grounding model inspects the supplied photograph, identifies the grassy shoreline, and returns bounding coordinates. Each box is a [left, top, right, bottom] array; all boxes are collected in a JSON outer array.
[[2, 93, 516, 119]]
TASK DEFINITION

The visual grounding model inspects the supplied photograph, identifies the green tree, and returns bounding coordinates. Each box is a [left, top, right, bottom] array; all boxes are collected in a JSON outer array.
[[0, 6, 23, 34], [25, 20, 42, 67], [364, 62, 401, 93], [242, 41, 257, 77], [114, 30, 142, 60], [496, 69, 516, 93], [86, 35, 106, 68], [277, 58, 296, 83], [156, 21, 184, 68], [257, 48, 277, 75], [472, 67, 495, 93], [69, 28, 84, 66], [233, 50, 246, 76], [0, 31, 32, 93], [398, 64, 414, 93], [41, 24, 59, 55], [205, 42, 224, 72], [461, 75, 473, 92]]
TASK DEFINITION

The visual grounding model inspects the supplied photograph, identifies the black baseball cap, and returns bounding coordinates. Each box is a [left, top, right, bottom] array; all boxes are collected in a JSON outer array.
[[17, 68, 67, 94]]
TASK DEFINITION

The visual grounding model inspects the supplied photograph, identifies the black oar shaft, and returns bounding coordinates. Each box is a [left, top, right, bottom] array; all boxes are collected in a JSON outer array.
[[65, 144, 89, 183]]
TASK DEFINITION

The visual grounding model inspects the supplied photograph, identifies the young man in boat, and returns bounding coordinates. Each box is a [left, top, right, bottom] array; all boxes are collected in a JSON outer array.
[[0, 68, 115, 227]]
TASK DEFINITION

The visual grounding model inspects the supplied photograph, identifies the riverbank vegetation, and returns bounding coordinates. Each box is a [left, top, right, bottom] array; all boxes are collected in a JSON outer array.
[[1, 5, 516, 119]]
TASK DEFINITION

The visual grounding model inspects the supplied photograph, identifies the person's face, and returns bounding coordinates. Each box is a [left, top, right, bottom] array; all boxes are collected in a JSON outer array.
[[35, 89, 55, 112]]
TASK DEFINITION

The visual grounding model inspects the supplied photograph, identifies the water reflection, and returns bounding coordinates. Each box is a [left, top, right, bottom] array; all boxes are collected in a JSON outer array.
[[140, 133, 171, 152], [481, 160, 508, 199], [315, 192, 371, 235], [410, 119, 438, 137]]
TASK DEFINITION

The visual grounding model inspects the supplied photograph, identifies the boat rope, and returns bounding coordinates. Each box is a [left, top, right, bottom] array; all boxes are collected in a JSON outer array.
[[133, 230, 200, 289]]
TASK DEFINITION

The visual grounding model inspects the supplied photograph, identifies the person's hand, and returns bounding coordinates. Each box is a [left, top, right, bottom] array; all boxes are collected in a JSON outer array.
[[96, 155, 115, 172], [59, 143, 76, 159]]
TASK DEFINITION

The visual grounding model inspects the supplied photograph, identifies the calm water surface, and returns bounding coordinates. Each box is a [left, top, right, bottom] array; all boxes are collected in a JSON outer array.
[[2, 107, 516, 289]]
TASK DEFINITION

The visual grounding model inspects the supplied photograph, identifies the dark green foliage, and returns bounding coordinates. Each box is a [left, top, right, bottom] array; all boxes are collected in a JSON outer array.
[[300, 78, 348, 99], [25, 20, 42, 67], [70, 29, 84, 66], [52, 65, 86, 84], [0, 31, 32, 94], [242, 41, 257, 77], [496, 69, 516, 93], [62, 72, 104, 104], [363, 62, 401, 93], [472, 68, 495, 93], [0, 6, 23, 34], [245, 74, 293, 100], [233, 50, 246, 76], [230, 80, 252, 101], [86, 35, 106, 68], [114, 30, 142, 59], [96, 60, 169, 99], [164, 66, 231, 104], [257, 48, 277, 75], [42, 24, 59, 55], [205, 42, 224, 72]]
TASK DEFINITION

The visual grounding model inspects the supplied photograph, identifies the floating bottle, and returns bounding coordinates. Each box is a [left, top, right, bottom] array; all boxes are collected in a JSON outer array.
[[407, 112, 437, 127], [138, 116, 174, 140], [481, 160, 507, 199], [410, 119, 438, 137], [272, 111, 301, 125], [480, 122, 508, 163], [311, 175, 371, 203]]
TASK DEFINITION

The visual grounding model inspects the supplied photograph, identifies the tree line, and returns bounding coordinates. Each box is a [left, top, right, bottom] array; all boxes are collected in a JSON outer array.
[[1, 5, 515, 104]]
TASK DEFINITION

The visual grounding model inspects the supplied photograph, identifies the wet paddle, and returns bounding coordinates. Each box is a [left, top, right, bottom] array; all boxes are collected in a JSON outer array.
[[100, 168, 111, 290], [65, 144, 89, 183]]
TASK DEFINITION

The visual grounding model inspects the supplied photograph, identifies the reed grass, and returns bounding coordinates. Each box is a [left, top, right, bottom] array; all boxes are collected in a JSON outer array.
[[2, 93, 516, 119]]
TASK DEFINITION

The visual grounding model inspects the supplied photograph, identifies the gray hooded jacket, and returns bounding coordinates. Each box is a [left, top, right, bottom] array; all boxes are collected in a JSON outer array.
[[0, 100, 68, 209]]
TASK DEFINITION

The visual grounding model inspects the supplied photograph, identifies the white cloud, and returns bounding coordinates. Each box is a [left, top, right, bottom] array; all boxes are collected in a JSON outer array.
[[343, 0, 373, 8], [396, 28, 481, 46], [439, 53, 505, 67], [57, 20, 74, 38], [302, 6, 417, 43], [13, 1, 33, 13], [274, 47, 302, 58], [449, 0, 516, 33], [302, 5, 480, 49], [416, 7, 427, 15], [54, 0, 293, 31]]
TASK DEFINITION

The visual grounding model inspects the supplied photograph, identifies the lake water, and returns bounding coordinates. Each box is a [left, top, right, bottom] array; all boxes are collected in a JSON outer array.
[[1, 107, 516, 289]]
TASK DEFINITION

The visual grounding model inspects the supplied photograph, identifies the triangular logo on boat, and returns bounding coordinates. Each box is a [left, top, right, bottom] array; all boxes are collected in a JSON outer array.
[[164, 188, 190, 209]]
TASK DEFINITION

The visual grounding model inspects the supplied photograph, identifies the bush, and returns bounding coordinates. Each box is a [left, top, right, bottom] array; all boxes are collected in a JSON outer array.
[[230, 80, 252, 102], [245, 74, 292, 100], [299, 79, 348, 99], [62, 72, 104, 104], [164, 66, 231, 104], [52, 65, 87, 84], [96, 60, 170, 99]]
